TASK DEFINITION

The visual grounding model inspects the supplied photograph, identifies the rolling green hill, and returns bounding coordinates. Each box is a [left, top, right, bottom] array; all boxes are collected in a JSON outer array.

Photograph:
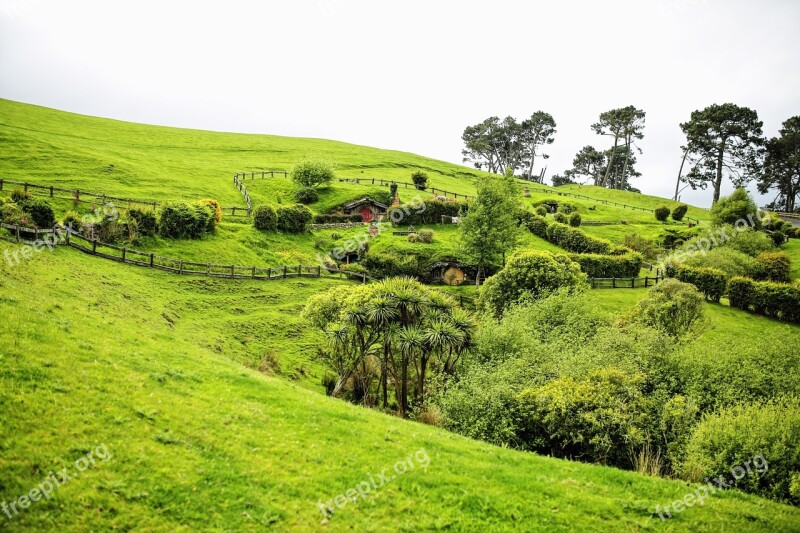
[[1, 99, 799, 531]]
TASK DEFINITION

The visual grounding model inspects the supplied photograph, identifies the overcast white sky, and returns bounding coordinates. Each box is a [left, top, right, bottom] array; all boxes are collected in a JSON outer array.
[[1, 0, 799, 207]]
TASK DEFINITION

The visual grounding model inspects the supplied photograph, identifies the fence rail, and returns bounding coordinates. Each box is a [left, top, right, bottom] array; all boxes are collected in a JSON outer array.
[[0, 179, 158, 210], [589, 276, 664, 289], [338, 178, 475, 201], [232, 174, 252, 213], [234, 170, 288, 180]]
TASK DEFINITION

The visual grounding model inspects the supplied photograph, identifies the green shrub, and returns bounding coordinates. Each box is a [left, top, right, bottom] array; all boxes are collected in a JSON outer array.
[[722, 227, 775, 256], [313, 214, 363, 224], [768, 230, 786, 246], [569, 212, 582, 227], [629, 278, 706, 337], [361, 251, 419, 278], [1, 203, 31, 227], [11, 187, 29, 203], [666, 265, 727, 302], [754, 251, 791, 282], [294, 187, 319, 204], [517, 368, 649, 467], [128, 209, 157, 236], [21, 199, 56, 228], [62, 210, 82, 232], [622, 234, 660, 260], [387, 199, 467, 226], [340, 262, 367, 275], [558, 203, 576, 214], [680, 397, 800, 504], [290, 159, 335, 188], [654, 206, 671, 222], [711, 188, 760, 228], [553, 212, 567, 224], [671, 204, 688, 221], [569, 252, 643, 278], [683, 246, 757, 279], [417, 229, 434, 243], [478, 250, 587, 316], [727, 277, 800, 323], [527, 215, 549, 239], [407, 232, 418, 243], [158, 201, 213, 239], [198, 199, 222, 224], [411, 171, 428, 190], [276, 204, 313, 233], [253, 205, 278, 231], [535, 206, 548, 216]]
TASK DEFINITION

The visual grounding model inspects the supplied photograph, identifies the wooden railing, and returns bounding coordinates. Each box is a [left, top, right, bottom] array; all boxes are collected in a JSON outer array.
[[338, 178, 475, 200]]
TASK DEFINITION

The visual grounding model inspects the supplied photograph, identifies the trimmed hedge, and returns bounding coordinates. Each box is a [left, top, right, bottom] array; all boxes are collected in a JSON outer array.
[[158, 201, 214, 239], [671, 204, 688, 221], [128, 209, 157, 236], [728, 277, 800, 323], [276, 204, 313, 233], [665, 264, 727, 303], [569, 252, 643, 278], [654, 206, 671, 221], [361, 251, 419, 278], [253, 205, 278, 231], [386, 199, 468, 226], [754, 251, 791, 283], [313, 214, 363, 224]]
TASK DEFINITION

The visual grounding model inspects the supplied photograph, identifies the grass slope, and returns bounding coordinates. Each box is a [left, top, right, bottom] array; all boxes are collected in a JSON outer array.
[[2, 247, 799, 531]]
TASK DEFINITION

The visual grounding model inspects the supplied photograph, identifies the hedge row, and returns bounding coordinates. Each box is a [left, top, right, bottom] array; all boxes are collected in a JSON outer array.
[[313, 214, 363, 224], [568, 252, 643, 278], [666, 264, 727, 303], [728, 277, 800, 323], [386, 199, 468, 226], [521, 215, 621, 255]]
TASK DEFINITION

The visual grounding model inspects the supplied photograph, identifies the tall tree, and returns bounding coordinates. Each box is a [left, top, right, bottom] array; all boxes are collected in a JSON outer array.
[[521, 111, 557, 182], [680, 103, 764, 205], [758, 116, 800, 212], [459, 171, 521, 287], [591, 106, 646, 187], [563, 145, 606, 185]]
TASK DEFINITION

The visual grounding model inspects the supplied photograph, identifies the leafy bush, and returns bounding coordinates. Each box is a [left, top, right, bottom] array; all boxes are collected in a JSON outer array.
[[417, 229, 434, 243], [553, 212, 567, 224], [276, 204, 313, 233], [558, 203, 577, 214], [62, 210, 82, 232], [526, 215, 550, 239], [290, 160, 335, 188], [683, 246, 757, 278], [680, 397, 800, 504], [517, 368, 649, 466], [198, 199, 222, 224], [623, 234, 661, 260], [411, 171, 428, 190], [387, 199, 467, 226], [722, 227, 775, 257], [478, 250, 587, 316], [253, 205, 278, 231], [1, 203, 32, 227], [389, 182, 398, 198], [535, 206, 548, 216], [727, 277, 800, 323], [294, 187, 319, 204], [407, 232, 418, 243], [666, 265, 727, 302], [340, 262, 367, 275], [569, 252, 643, 278], [11, 188, 29, 203], [569, 212, 582, 227], [128, 209, 157, 236], [361, 251, 419, 278], [768, 230, 786, 246], [21, 199, 56, 228], [654, 206, 671, 222], [711, 188, 760, 228], [629, 278, 706, 336], [158, 201, 214, 239], [543, 222, 615, 255], [313, 214, 363, 224], [754, 251, 791, 282], [671, 204, 688, 221]]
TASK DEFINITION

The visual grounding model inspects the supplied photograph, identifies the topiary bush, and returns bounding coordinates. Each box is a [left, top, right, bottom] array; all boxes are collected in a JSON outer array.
[[535, 206, 548, 217], [654, 206, 671, 222], [411, 171, 428, 190], [666, 265, 727, 303], [21, 199, 56, 228], [478, 250, 587, 316], [569, 212, 582, 227], [553, 212, 568, 224], [253, 205, 278, 231], [294, 187, 319, 204], [128, 209, 157, 236], [417, 229, 434, 243], [680, 397, 800, 504], [671, 204, 688, 221], [754, 251, 791, 282], [276, 204, 313, 233], [290, 159, 335, 188]]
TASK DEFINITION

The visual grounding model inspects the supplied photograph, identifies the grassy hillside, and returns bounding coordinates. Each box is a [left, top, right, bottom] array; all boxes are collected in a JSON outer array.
[[2, 246, 799, 531]]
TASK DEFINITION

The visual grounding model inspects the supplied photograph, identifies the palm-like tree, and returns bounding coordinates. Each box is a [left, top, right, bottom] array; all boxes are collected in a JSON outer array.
[[366, 295, 399, 408], [397, 326, 426, 417], [419, 317, 465, 401]]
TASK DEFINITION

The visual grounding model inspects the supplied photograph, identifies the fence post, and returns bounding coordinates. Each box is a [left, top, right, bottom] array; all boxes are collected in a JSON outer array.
[[631, 277, 635, 288], [362, 273, 366, 283], [612, 278, 616, 289], [317, 266, 321, 277], [230, 265, 235, 277], [591, 278, 595, 289], [24, 182, 28, 193], [122, 248, 127, 262], [645, 276, 649, 288], [150, 253, 154, 267], [65, 227, 71, 245], [15, 225, 20, 243], [252, 266, 256, 278], [49, 186, 53, 197], [207, 263, 210, 276], [91, 239, 97, 253], [0, 178, 3, 190], [283, 266, 287, 278], [179, 260, 184, 274], [298, 265, 302, 277]]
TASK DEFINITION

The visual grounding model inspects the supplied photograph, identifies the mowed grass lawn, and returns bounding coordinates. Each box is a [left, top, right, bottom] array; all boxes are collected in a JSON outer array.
[[2, 245, 800, 531]]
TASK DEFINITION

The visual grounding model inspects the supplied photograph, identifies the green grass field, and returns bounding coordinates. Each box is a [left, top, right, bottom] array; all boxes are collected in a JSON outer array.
[[1, 98, 799, 531]]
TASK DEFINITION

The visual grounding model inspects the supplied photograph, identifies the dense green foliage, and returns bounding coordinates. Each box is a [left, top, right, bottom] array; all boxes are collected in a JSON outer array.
[[755, 251, 791, 282], [276, 204, 313, 233], [672, 204, 689, 221], [387, 199, 467, 226], [711, 188, 760, 227], [157, 201, 215, 239], [253, 204, 278, 231], [628, 279, 706, 336], [728, 277, 800, 322], [666, 264, 728, 302], [569, 252, 643, 278], [654, 206, 671, 221], [294, 187, 319, 204], [20, 199, 56, 228], [290, 159, 335, 188]]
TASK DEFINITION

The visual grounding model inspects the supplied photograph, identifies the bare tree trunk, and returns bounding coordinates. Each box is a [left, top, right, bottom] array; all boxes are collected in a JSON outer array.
[[620, 141, 631, 190], [600, 136, 620, 187], [527, 143, 536, 181], [674, 148, 688, 201], [713, 145, 725, 204]]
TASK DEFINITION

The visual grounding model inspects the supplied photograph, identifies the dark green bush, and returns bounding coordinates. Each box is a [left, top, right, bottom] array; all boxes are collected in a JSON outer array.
[[158, 201, 213, 239], [527, 216, 550, 239], [569, 212, 582, 227], [291, 160, 335, 188], [21, 199, 56, 228], [569, 252, 643, 278], [654, 206, 671, 222], [361, 251, 419, 278], [253, 205, 278, 231], [535, 206, 548, 217], [312, 214, 363, 224], [629, 279, 706, 337], [666, 265, 727, 303], [671, 204, 688, 221], [727, 277, 800, 323], [711, 188, 760, 228], [768, 230, 786, 246], [386, 199, 467, 226], [276, 204, 312, 233], [11, 188, 29, 203], [62, 210, 82, 232], [754, 251, 791, 282], [411, 171, 428, 190], [128, 209, 157, 236], [294, 188, 319, 204], [554, 212, 567, 224]]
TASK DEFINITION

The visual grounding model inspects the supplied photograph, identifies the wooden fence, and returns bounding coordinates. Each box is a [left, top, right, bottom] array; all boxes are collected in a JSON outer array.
[[338, 178, 475, 201], [234, 170, 288, 180], [0, 179, 158, 210], [589, 276, 664, 289], [232, 174, 252, 214]]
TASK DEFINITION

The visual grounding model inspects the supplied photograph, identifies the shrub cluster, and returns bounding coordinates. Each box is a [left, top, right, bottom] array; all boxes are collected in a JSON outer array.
[[253, 205, 278, 231], [654, 206, 671, 221], [361, 251, 419, 278], [671, 204, 688, 221], [411, 171, 428, 190], [313, 214, 363, 224], [569, 252, 643, 278], [276, 204, 313, 233], [291, 160, 335, 188], [569, 212, 581, 227], [386, 199, 468, 226], [553, 212, 567, 224], [754, 251, 791, 282], [158, 201, 215, 239], [728, 277, 800, 323], [128, 209, 157, 236], [294, 187, 319, 204], [21, 199, 56, 228], [198, 199, 223, 224], [522, 216, 618, 255], [665, 264, 727, 302]]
